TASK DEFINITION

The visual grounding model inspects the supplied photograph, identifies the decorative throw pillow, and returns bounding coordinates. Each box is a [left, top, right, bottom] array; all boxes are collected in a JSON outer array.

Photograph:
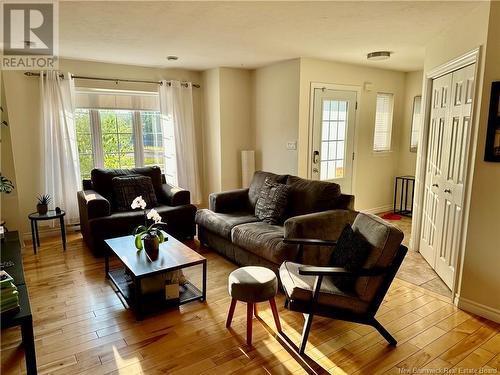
[[255, 177, 290, 225], [329, 224, 372, 292], [112, 175, 158, 212]]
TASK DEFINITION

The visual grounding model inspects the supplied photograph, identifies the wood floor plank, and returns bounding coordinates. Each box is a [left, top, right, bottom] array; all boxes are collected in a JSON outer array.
[[1, 234, 498, 375]]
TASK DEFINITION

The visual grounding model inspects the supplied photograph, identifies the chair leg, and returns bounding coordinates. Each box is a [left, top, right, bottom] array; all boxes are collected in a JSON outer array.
[[299, 313, 314, 354], [269, 298, 282, 332], [254, 303, 258, 318], [226, 298, 237, 328], [372, 319, 397, 346], [247, 303, 253, 345]]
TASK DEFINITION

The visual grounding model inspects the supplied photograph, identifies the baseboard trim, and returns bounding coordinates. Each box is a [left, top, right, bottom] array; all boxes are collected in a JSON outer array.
[[456, 296, 500, 323], [360, 204, 393, 215]]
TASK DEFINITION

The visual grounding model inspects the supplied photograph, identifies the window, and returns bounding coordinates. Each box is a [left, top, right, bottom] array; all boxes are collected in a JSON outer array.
[[320, 99, 347, 180], [74, 88, 172, 180], [410, 96, 422, 152], [373, 93, 394, 152]]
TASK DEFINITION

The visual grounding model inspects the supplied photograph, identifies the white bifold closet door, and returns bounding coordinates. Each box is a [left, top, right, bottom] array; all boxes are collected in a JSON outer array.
[[420, 63, 476, 289]]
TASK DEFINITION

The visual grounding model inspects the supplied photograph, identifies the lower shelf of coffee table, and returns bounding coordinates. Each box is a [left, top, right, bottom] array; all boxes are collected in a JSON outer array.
[[108, 267, 203, 313]]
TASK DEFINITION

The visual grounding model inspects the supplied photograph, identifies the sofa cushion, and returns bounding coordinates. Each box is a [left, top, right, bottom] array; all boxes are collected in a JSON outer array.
[[91, 166, 163, 207], [195, 209, 259, 239], [112, 175, 158, 212], [279, 261, 369, 314], [285, 175, 341, 217], [231, 222, 298, 265], [351, 213, 404, 301], [255, 178, 290, 225], [248, 171, 288, 209], [329, 224, 371, 292]]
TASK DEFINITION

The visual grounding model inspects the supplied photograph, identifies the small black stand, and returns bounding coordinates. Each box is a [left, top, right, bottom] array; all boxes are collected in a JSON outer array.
[[393, 176, 415, 217], [28, 210, 66, 254]]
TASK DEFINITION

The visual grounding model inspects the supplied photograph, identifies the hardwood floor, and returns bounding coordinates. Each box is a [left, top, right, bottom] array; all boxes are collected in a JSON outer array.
[[1, 233, 499, 374]]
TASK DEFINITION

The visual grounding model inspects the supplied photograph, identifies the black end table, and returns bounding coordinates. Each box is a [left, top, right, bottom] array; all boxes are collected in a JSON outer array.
[[28, 210, 66, 254], [1, 231, 37, 374]]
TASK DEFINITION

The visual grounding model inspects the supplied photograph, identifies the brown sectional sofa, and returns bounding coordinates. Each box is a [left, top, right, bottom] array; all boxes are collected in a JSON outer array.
[[196, 171, 358, 271], [77, 166, 197, 255]]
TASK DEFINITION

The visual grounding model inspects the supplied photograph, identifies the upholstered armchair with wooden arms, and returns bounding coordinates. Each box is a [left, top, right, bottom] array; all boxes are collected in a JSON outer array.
[[278, 212, 407, 355]]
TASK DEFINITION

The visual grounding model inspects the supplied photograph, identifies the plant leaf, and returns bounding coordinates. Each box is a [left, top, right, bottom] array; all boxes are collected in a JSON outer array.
[[133, 225, 147, 235], [157, 230, 164, 243], [135, 234, 143, 250]]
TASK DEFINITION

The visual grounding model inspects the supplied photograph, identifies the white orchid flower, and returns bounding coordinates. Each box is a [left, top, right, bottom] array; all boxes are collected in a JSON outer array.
[[146, 208, 162, 223], [131, 196, 147, 210]]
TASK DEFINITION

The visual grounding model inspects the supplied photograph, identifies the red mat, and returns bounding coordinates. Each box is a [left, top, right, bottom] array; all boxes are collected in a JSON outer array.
[[381, 213, 402, 221]]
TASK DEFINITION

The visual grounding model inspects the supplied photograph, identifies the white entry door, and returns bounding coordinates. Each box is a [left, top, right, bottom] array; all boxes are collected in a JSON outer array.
[[311, 88, 357, 193], [420, 63, 476, 289]]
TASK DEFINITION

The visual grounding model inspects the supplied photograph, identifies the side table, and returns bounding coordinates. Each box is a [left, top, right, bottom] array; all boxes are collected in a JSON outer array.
[[28, 210, 66, 254]]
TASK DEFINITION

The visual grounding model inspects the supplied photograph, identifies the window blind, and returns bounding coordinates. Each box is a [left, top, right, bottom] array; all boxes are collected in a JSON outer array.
[[373, 93, 394, 151], [75, 88, 159, 111]]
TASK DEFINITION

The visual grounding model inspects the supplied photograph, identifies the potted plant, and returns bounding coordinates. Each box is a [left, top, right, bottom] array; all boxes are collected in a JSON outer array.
[[131, 196, 167, 261], [36, 194, 51, 215], [0, 175, 14, 194]]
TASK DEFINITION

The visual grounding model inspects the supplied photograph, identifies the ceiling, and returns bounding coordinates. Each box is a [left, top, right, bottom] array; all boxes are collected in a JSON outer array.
[[58, 1, 481, 72]]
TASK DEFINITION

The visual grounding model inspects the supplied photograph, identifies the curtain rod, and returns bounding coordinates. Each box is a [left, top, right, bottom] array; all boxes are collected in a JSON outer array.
[[24, 71, 201, 88]]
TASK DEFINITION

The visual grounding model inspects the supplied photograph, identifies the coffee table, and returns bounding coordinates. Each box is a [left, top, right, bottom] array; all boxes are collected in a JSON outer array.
[[104, 235, 207, 320]]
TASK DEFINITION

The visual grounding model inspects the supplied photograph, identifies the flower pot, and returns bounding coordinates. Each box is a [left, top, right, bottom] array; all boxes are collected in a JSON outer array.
[[37, 204, 48, 215], [143, 234, 160, 261]]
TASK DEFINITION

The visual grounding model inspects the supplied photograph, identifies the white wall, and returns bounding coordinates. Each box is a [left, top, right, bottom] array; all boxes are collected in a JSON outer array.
[[201, 68, 254, 203], [219, 68, 254, 190], [398, 71, 423, 176], [458, 2, 500, 319], [298, 57, 406, 212], [201, 68, 222, 203], [2, 59, 203, 236], [252, 59, 300, 175]]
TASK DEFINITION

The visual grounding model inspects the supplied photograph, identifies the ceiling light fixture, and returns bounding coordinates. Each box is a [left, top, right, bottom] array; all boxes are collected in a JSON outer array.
[[167, 56, 178, 61], [367, 51, 391, 61]]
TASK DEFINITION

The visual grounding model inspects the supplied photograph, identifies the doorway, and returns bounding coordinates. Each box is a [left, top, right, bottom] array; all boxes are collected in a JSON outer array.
[[310, 86, 357, 194]]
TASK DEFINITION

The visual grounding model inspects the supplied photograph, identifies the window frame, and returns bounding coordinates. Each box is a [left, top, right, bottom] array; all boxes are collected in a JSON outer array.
[[373, 92, 395, 152], [75, 108, 166, 179]]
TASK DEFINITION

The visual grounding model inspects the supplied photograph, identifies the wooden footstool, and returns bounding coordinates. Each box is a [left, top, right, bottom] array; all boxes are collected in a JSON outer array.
[[226, 266, 282, 345]]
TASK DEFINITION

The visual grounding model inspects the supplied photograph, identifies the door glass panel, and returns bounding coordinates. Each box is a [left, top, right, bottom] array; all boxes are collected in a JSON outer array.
[[319, 99, 348, 180]]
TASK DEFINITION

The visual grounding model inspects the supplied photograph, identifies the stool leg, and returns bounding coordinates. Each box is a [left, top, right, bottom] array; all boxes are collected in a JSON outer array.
[[269, 298, 282, 332], [226, 298, 237, 328], [253, 303, 258, 318], [247, 303, 253, 345]]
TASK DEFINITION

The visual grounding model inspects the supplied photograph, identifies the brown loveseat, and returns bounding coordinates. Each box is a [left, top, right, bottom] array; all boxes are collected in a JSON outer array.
[[196, 171, 358, 271], [77, 166, 196, 255]]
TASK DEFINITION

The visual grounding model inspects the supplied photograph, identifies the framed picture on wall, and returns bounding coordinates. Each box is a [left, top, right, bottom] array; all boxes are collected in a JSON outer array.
[[484, 81, 500, 162]]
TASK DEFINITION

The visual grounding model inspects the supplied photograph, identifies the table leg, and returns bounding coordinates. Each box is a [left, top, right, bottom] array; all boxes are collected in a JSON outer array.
[[34, 221, 40, 247], [21, 318, 37, 375], [202, 260, 207, 302], [393, 178, 398, 213], [105, 248, 110, 279], [59, 216, 66, 251], [134, 277, 143, 321], [30, 220, 37, 255]]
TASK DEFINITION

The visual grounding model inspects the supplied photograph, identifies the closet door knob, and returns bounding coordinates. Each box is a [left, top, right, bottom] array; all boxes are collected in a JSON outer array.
[[432, 183, 439, 188], [444, 189, 451, 193]]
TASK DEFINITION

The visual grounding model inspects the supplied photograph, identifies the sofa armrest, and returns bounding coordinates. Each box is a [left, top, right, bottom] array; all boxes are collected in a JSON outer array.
[[209, 188, 250, 213], [158, 183, 190, 206], [284, 209, 358, 240], [335, 194, 355, 210], [77, 190, 111, 220]]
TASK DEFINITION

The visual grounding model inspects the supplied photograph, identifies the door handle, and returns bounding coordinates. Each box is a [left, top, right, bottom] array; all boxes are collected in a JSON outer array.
[[432, 183, 439, 188], [313, 150, 320, 164], [444, 189, 452, 193]]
